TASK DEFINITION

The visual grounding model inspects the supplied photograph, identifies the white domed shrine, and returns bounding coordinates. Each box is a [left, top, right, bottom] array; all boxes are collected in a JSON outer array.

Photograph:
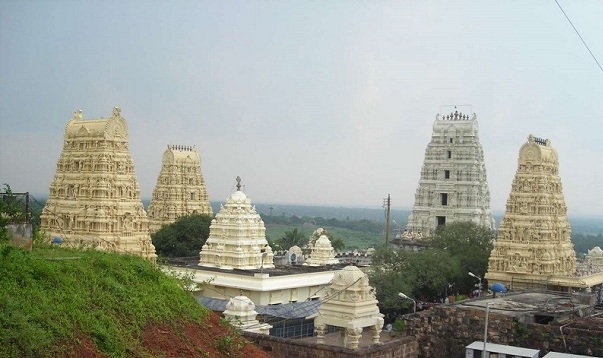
[[305, 233, 339, 266], [223, 295, 272, 335], [314, 266, 384, 349], [199, 177, 274, 270]]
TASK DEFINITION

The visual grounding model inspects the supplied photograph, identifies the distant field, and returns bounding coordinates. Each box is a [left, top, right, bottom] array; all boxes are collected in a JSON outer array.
[[265, 224, 385, 250]]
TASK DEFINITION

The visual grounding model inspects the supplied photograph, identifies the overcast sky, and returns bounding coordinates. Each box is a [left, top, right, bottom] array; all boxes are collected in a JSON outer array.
[[1, 1, 602, 217]]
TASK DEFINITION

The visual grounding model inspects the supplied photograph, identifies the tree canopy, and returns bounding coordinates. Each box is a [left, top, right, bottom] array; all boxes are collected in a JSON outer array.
[[151, 214, 213, 257], [369, 221, 495, 315]]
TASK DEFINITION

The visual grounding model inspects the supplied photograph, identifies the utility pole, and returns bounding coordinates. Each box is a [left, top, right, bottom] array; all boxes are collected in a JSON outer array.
[[383, 194, 391, 246]]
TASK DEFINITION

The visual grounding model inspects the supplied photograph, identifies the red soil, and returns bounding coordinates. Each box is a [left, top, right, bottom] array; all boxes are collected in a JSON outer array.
[[63, 312, 271, 358]]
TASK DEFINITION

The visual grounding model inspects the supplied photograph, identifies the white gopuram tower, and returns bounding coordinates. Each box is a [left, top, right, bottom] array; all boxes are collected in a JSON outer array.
[[147, 145, 213, 233], [486, 135, 577, 290], [405, 109, 495, 240], [40, 108, 156, 260], [199, 177, 274, 270]]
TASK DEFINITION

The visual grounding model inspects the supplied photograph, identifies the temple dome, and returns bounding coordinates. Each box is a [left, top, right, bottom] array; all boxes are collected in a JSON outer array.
[[588, 246, 603, 257], [226, 296, 255, 312]]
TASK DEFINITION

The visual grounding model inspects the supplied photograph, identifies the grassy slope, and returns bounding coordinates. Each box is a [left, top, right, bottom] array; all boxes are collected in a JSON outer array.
[[0, 245, 208, 358]]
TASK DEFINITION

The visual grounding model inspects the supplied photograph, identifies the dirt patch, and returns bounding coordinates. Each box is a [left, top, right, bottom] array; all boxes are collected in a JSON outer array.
[[62, 312, 271, 358]]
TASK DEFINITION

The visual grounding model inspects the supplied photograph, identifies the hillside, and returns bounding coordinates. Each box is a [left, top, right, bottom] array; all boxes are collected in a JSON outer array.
[[0, 245, 270, 358]]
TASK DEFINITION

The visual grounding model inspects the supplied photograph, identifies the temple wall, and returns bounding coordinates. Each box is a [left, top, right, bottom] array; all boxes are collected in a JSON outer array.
[[242, 331, 419, 358]]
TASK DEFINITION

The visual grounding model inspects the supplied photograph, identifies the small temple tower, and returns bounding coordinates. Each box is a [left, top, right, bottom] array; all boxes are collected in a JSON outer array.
[[314, 266, 384, 350], [199, 177, 274, 270], [486, 135, 576, 289], [223, 295, 272, 335], [404, 109, 495, 240], [40, 108, 156, 260], [305, 231, 340, 266], [147, 144, 213, 233]]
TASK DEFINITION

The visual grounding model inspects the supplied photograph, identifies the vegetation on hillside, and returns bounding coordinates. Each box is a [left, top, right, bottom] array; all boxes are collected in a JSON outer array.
[[0, 245, 209, 357], [151, 214, 213, 257]]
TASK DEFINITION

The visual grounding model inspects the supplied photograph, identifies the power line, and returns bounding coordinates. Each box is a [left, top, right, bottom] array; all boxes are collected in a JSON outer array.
[[554, 0, 603, 74]]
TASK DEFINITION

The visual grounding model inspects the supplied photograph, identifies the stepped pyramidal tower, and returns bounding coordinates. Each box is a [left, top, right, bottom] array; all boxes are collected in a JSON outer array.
[[147, 145, 213, 233], [40, 108, 156, 260], [199, 177, 274, 270], [486, 135, 576, 289], [404, 109, 495, 240]]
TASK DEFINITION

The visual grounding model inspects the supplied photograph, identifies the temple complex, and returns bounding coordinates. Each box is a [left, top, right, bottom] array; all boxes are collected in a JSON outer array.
[[314, 265, 384, 349], [40, 108, 156, 260], [404, 109, 494, 241], [486, 135, 577, 290], [199, 177, 274, 270], [147, 144, 212, 233]]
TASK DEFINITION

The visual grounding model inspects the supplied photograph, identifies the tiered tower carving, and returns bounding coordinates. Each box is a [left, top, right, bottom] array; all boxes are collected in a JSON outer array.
[[405, 110, 494, 239], [199, 177, 274, 270], [40, 108, 156, 260], [486, 135, 576, 287], [147, 145, 212, 233]]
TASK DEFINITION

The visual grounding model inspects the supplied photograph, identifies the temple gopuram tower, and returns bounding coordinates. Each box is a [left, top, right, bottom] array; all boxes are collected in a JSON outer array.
[[404, 109, 494, 240], [147, 145, 212, 233], [40, 108, 156, 260], [486, 135, 576, 290], [199, 177, 274, 270]]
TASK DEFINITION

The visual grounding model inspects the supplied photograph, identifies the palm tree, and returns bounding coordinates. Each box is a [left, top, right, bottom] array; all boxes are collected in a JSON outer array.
[[277, 228, 306, 250]]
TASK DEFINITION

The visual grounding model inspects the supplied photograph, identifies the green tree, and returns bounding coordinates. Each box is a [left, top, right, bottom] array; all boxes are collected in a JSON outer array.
[[429, 221, 495, 293], [275, 227, 306, 250], [1, 184, 24, 244], [330, 236, 345, 251], [151, 214, 213, 257]]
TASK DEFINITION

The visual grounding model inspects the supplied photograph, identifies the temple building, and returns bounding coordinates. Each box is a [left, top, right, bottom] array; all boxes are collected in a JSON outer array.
[[486, 135, 579, 290], [40, 108, 156, 260], [403, 109, 495, 241], [304, 230, 340, 266], [314, 266, 384, 349], [199, 177, 274, 270], [147, 144, 212, 233]]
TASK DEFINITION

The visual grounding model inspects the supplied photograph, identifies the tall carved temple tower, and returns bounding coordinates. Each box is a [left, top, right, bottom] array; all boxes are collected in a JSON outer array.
[[199, 177, 274, 270], [404, 110, 494, 240], [147, 145, 213, 233], [486, 135, 576, 289], [40, 108, 157, 260]]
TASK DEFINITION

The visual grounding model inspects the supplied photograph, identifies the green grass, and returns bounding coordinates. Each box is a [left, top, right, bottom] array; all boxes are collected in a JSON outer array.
[[265, 224, 385, 249], [0, 244, 208, 358]]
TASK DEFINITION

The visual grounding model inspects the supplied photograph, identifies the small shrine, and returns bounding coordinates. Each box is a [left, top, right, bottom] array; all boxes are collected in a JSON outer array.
[[305, 228, 339, 266], [147, 144, 213, 233], [223, 295, 272, 335], [314, 266, 384, 349], [198, 177, 274, 270]]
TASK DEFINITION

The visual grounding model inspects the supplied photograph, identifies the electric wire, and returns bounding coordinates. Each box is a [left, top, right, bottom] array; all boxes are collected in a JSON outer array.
[[554, 0, 603, 74]]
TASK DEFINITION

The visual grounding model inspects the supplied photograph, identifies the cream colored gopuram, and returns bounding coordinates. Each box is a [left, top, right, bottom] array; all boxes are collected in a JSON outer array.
[[199, 177, 274, 270], [40, 108, 156, 260], [147, 145, 212, 233], [405, 110, 494, 240], [486, 135, 576, 289]]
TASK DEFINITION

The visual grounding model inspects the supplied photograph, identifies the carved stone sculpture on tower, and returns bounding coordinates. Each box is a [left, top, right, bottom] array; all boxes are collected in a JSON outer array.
[[223, 295, 272, 335], [486, 135, 576, 288], [199, 177, 274, 270], [40, 108, 157, 261], [147, 144, 212, 233], [314, 266, 384, 350], [405, 110, 495, 240]]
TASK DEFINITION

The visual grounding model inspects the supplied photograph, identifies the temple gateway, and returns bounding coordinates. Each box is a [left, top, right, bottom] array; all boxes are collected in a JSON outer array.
[[40, 108, 156, 260]]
